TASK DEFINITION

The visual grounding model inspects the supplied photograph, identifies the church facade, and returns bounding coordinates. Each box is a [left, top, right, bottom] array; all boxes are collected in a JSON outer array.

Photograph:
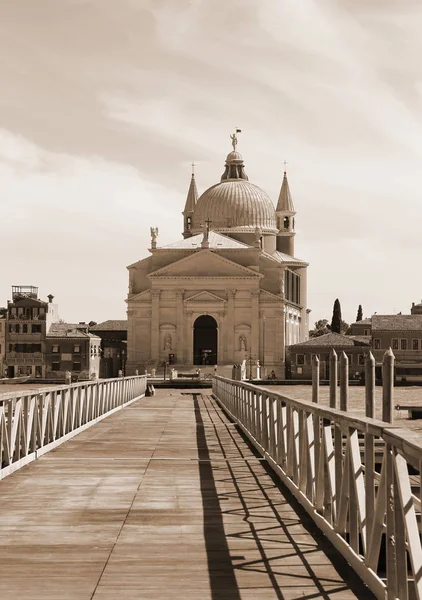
[[126, 134, 310, 378]]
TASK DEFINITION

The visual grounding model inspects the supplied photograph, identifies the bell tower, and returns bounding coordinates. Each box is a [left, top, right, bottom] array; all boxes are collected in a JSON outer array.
[[182, 164, 198, 238], [276, 169, 296, 256]]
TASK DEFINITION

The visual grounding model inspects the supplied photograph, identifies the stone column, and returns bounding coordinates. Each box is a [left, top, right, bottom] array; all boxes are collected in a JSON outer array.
[[217, 311, 225, 363], [260, 311, 266, 370], [250, 289, 260, 359], [227, 290, 236, 363], [186, 311, 194, 364], [175, 289, 184, 364], [151, 290, 161, 362]]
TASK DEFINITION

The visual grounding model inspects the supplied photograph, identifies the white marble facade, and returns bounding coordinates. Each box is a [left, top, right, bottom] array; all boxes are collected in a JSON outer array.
[[126, 136, 309, 378]]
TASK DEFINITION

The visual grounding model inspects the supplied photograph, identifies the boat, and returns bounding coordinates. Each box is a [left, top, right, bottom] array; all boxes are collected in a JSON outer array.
[[0, 376, 31, 385]]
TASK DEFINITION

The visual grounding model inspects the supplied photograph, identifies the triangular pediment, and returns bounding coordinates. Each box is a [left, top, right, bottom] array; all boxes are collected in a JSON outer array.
[[128, 289, 151, 302], [186, 291, 225, 303], [260, 289, 283, 302], [149, 250, 262, 279]]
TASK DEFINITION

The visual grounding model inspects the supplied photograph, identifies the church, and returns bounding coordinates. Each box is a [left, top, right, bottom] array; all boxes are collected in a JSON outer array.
[[126, 133, 310, 378]]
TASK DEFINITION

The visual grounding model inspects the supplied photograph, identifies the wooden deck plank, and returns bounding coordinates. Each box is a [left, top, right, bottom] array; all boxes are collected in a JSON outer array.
[[0, 389, 374, 599]]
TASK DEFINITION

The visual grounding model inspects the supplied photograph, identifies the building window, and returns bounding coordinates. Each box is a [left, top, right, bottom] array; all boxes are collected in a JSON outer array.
[[400, 339, 407, 350], [358, 354, 365, 366], [33, 344, 41, 353], [412, 339, 419, 351], [374, 339, 380, 350], [392, 339, 399, 350], [22, 324, 28, 333], [52, 345, 60, 353], [52, 362, 60, 371], [32, 324, 41, 333], [72, 362, 81, 372], [73, 345, 81, 354], [364, 329, 370, 335], [297, 354, 305, 365]]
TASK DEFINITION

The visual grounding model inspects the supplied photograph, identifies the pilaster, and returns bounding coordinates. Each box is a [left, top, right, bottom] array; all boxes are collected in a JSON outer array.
[[250, 289, 260, 359], [227, 290, 236, 361], [186, 310, 193, 364], [176, 289, 184, 362], [151, 290, 161, 361]]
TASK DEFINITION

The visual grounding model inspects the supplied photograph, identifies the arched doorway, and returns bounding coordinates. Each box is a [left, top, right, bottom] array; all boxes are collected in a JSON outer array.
[[193, 315, 218, 365]]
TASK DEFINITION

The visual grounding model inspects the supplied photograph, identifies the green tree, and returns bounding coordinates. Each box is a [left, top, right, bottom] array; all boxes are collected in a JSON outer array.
[[330, 299, 342, 334], [356, 305, 363, 322]]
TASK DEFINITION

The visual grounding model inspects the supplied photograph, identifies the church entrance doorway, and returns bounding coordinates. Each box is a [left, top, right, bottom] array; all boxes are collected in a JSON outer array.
[[193, 315, 218, 365]]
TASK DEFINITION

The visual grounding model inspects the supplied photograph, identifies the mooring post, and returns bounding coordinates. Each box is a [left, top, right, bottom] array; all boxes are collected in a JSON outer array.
[[382, 348, 395, 423], [329, 348, 338, 409], [365, 351, 375, 419], [312, 354, 320, 403], [339, 352, 349, 412]]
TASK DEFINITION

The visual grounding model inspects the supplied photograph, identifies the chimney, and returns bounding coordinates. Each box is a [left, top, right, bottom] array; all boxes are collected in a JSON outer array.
[[47, 294, 54, 303]]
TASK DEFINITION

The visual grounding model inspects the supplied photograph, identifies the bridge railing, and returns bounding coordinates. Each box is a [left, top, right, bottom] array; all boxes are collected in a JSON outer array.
[[0, 375, 147, 480], [213, 350, 422, 600]]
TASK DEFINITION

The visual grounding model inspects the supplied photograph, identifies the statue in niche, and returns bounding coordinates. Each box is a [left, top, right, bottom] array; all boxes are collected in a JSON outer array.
[[163, 333, 172, 350], [239, 334, 247, 351]]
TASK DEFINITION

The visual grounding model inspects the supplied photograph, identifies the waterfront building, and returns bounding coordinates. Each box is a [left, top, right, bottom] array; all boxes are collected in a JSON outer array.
[[287, 332, 371, 380], [126, 134, 310, 378], [4, 286, 60, 378], [89, 320, 127, 378], [46, 323, 101, 380]]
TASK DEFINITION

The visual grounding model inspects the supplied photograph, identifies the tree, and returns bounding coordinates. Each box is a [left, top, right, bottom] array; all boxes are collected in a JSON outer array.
[[330, 299, 342, 334], [309, 319, 330, 338], [356, 305, 363, 322]]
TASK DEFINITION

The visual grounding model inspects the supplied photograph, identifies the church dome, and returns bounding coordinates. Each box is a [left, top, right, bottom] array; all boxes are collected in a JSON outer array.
[[191, 134, 277, 234], [192, 180, 277, 232]]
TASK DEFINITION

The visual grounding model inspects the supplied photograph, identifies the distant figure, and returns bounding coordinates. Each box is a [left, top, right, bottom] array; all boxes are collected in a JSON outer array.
[[65, 371, 71, 385], [135, 369, 139, 376], [270, 370, 276, 380], [118, 369, 123, 378], [239, 334, 247, 351]]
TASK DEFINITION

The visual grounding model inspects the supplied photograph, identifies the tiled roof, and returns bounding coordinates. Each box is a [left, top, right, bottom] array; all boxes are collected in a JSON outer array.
[[372, 315, 422, 332], [161, 231, 250, 249], [47, 323, 100, 339], [90, 320, 128, 331], [265, 250, 308, 265], [350, 317, 372, 326], [289, 332, 371, 348]]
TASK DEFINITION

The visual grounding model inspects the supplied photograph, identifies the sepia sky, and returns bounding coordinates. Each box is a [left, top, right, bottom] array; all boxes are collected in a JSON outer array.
[[1, 0, 422, 325]]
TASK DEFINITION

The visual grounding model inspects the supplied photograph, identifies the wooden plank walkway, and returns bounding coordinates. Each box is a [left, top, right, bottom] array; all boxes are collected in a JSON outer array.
[[0, 389, 375, 599]]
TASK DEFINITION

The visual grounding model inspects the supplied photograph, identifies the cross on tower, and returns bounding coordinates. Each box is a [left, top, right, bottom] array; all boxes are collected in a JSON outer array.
[[283, 160, 288, 173], [205, 218, 212, 232], [191, 162, 195, 175]]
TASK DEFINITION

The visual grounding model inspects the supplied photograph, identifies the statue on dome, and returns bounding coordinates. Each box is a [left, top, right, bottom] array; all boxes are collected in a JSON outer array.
[[230, 128, 241, 151]]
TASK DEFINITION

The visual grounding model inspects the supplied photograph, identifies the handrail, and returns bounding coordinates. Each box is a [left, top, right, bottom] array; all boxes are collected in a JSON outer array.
[[213, 349, 422, 600], [0, 375, 147, 480]]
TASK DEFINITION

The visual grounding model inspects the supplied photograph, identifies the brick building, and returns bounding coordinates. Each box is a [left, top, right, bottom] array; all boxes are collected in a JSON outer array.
[[287, 332, 371, 380], [46, 323, 101, 381]]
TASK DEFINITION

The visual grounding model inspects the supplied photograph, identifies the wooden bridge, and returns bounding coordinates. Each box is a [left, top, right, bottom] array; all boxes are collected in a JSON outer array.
[[0, 352, 421, 599]]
